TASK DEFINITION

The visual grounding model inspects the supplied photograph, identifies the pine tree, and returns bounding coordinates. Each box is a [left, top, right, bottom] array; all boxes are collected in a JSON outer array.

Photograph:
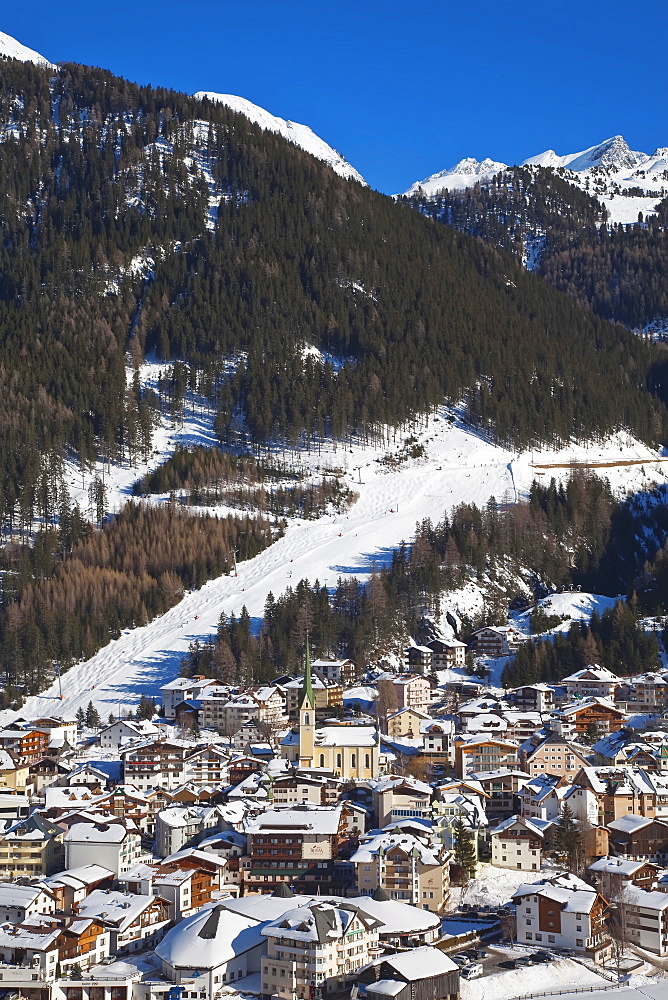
[[452, 817, 477, 880], [136, 694, 156, 720], [76, 706, 85, 729], [85, 700, 101, 729]]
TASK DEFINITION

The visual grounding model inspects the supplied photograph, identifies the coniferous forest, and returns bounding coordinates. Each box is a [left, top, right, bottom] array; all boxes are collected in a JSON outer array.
[[0, 54, 667, 534], [405, 167, 668, 329], [2, 54, 668, 701], [181, 471, 668, 686]]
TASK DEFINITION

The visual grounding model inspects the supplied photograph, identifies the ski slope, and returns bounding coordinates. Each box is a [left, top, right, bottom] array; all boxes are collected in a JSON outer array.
[[3, 406, 667, 723]]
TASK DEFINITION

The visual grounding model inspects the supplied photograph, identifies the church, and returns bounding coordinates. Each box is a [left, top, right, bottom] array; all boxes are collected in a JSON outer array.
[[280, 644, 381, 780]]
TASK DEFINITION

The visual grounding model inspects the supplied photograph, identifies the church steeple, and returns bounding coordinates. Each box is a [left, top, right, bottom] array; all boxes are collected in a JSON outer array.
[[298, 637, 315, 767], [299, 636, 315, 710]]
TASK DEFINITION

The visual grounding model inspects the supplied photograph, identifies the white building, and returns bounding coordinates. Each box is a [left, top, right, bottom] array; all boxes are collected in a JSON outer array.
[[490, 815, 551, 871], [261, 900, 381, 999], [99, 718, 162, 749], [63, 818, 143, 876], [512, 873, 611, 963], [155, 805, 222, 858], [161, 677, 219, 719], [562, 665, 618, 701]]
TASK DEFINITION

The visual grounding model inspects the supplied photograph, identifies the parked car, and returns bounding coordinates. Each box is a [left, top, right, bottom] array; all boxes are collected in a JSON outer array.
[[461, 964, 483, 980]]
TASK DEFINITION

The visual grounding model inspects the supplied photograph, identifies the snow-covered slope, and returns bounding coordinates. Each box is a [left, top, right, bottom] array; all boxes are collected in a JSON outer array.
[[0, 31, 54, 69], [194, 92, 366, 185], [404, 156, 506, 197], [4, 390, 667, 724], [403, 135, 668, 225], [523, 135, 648, 172]]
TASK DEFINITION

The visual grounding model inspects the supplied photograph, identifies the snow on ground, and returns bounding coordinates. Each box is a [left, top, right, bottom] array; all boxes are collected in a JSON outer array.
[[193, 92, 366, 185], [6, 401, 668, 722], [0, 31, 55, 69], [513, 592, 620, 637], [461, 957, 609, 1000], [453, 863, 535, 910], [401, 136, 668, 227]]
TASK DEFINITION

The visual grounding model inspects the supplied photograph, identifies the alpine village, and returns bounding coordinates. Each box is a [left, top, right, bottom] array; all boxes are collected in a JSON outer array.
[[2, 21, 668, 1000]]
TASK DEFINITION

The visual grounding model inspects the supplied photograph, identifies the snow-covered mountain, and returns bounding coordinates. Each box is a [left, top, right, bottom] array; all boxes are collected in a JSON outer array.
[[194, 91, 366, 185], [403, 135, 668, 225], [0, 30, 54, 69]]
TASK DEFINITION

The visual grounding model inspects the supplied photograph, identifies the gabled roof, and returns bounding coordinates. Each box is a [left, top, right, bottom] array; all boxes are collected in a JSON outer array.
[[491, 814, 552, 839]]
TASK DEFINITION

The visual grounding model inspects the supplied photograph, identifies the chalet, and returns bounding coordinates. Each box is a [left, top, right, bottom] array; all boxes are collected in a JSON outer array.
[[490, 814, 551, 871], [508, 683, 558, 713], [454, 736, 519, 777], [312, 657, 356, 686], [392, 675, 432, 713], [606, 814, 668, 862], [426, 637, 467, 670], [588, 855, 659, 892], [470, 625, 525, 657], [573, 766, 656, 826], [512, 872, 611, 963], [350, 831, 450, 911], [387, 707, 432, 739], [373, 775, 433, 828], [243, 804, 347, 894], [562, 664, 618, 701], [77, 888, 172, 953], [548, 697, 626, 738]]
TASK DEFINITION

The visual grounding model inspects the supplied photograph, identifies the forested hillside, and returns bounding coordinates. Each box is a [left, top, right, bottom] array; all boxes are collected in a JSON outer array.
[[0, 55, 667, 537], [405, 167, 668, 329], [181, 471, 668, 684]]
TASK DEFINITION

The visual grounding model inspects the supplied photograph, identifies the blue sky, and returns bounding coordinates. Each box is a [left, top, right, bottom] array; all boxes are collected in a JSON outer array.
[[4, 0, 665, 193]]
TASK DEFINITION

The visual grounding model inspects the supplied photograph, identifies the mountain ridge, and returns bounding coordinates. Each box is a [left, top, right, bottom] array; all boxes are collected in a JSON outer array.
[[404, 135, 668, 226], [0, 30, 54, 69], [194, 91, 365, 184]]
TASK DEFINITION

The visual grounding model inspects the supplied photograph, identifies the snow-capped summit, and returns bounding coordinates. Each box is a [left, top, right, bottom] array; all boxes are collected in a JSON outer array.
[[0, 30, 54, 70], [403, 156, 507, 197], [402, 134, 667, 226], [193, 91, 366, 185], [523, 135, 648, 172]]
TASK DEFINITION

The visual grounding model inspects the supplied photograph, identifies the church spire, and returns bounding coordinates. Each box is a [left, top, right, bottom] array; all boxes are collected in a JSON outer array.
[[299, 635, 315, 709]]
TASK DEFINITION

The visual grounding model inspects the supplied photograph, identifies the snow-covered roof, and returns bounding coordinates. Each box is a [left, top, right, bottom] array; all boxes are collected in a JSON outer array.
[[562, 665, 617, 683], [262, 901, 370, 943], [491, 815, 552, 839], [624, 886, 668, 911], [156, 902, 264, 969], [370, 980, 405, 996], [77, 889, 164, 931], [46, 864, 115, 888], [380, 946, 458, 979], [64, 820, 133, 844], [350, 832, 442, 866], [588, 856, 648, 876], [314, 725, 377, 747], [607, 814, 655, 835], [0, 882, 55, 907], [577, 766, 655, 796], [372, 775, 432, 796], [246, 805, 342, 835]]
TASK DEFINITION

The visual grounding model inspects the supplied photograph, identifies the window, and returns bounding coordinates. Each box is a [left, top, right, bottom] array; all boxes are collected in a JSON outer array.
[[576, 939, 583, 947], [548, 935, 555, 943], [535, 934, 542, 941], [526, 933, 532, 940], [351, 754, 357, 768], [319, 754, 325, 768], [337, 754, 342, 768]]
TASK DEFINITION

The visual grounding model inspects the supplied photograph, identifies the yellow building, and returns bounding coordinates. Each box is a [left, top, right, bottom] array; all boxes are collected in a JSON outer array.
[[0, 813, 64, 878], [281, 645, 381, 780], [0, 749, 32, 794]]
